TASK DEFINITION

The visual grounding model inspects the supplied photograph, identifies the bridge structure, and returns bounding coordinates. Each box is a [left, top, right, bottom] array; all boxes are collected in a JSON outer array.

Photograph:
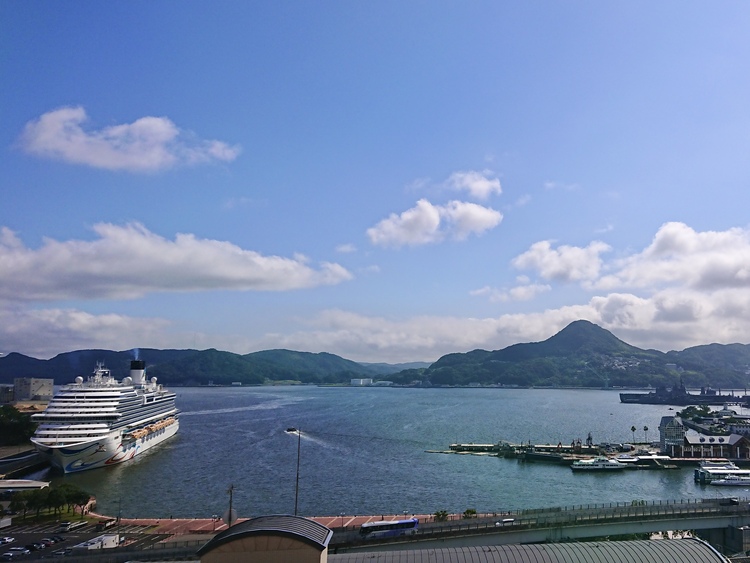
[[331, 497, 750, 556]]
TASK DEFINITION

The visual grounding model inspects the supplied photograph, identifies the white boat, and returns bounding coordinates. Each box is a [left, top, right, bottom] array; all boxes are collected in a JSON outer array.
[[710, 476, 750, 486], [570, 456, 627, 471], [31, 360, 179, 473]]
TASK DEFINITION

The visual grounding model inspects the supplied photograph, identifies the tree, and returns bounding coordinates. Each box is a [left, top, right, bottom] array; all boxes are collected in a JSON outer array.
[[631, 426, 636, 442], [644, 425, 649, 443], [25, 488, 49, 519], [46, 487, 67, 516], [434, 510, 449, 522], [8, 494, 28, 520], [70, 489, 92, 519]]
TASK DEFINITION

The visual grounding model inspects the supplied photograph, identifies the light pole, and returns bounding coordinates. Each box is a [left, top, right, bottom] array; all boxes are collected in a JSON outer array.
[[294, 429, 301, 516], [228, 484, 234, 528], [340, 512, 345, 529]]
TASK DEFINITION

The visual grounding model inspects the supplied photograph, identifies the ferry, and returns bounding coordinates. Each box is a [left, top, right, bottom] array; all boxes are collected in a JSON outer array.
[[570, 456, 627, 471], [694, 460, 750, 484], [31, 360, 179, 473], [709, 476, 750, 486]]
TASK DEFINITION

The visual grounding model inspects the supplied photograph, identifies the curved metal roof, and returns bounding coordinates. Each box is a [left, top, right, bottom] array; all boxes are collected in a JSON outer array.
[[329, 539, 728, 563], [196, 515, 333, 556]]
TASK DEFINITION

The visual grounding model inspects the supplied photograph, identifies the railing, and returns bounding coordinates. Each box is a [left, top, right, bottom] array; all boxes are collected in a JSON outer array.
[[332, 497, 750, 548]]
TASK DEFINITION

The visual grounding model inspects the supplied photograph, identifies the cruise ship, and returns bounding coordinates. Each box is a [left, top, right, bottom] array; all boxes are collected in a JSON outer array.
[[31, 360, 179, 473]]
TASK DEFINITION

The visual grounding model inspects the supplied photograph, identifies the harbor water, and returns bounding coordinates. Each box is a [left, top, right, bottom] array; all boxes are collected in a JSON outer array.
[[27, 386, 750, 519]]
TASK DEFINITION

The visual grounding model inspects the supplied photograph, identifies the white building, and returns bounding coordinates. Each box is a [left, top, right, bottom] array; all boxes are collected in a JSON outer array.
[[350, 379, 373, 386], [13, 378, 54, 401]]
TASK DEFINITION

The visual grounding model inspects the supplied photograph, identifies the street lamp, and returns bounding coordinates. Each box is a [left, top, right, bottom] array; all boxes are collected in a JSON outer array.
[[340, 512, 345, 529], [403, 510, 408, 520]]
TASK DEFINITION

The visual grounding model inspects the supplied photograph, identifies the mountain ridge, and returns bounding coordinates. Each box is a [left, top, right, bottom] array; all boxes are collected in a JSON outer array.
[[1, 320, 749, 388]]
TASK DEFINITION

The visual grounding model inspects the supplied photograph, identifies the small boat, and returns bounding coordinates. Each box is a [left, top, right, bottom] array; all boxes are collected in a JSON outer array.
[[570, 456, 627, 471], [710, 476, 750, 486]]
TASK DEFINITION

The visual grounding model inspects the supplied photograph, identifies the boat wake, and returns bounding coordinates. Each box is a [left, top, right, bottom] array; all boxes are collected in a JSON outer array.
[[182, 398, 299, 417], [284, 428, 333, 449]]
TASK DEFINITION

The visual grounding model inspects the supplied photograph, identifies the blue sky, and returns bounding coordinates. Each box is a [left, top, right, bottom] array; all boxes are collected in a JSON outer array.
[[2, 2, 750, 362]]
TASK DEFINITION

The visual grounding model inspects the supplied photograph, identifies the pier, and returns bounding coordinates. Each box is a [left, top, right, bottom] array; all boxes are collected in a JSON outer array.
[[438, 440, 750, 470]]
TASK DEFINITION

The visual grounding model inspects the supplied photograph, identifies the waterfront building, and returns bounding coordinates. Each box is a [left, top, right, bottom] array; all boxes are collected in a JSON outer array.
[[659, 416, 686, 455], [12, 377, 53, 401], [350, 379, 373, 386]]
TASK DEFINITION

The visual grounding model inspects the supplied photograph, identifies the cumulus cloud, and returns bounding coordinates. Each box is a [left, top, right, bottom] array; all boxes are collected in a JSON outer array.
[[335, 243, 357, 253], [10, 221, 750, 362], [446, 170, 502, 199], [596, 222, 750, 291], [512, 240, 611, 282], [0, 305, 173, 359], [18, 106, 241, 172], [0, 223, 352, 301], [367, 199, 502, 248], [471, 277, 551, 303]]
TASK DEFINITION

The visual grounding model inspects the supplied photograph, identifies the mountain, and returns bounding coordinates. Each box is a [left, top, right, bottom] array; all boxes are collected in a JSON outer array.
[[0, 348, 380, 386], [2, 320, 750, 388], [423, 320, 750, 389], [358, 361, 431, 375]]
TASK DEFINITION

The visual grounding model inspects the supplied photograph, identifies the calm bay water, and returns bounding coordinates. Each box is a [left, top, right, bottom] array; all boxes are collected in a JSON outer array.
[[29, 386, 749, 519]]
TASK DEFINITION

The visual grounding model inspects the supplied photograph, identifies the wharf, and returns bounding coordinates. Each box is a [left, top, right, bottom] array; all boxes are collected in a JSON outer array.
[[441, 441, 599, 459], [0, 445, 47, 479], [434, 442, 750, 471]]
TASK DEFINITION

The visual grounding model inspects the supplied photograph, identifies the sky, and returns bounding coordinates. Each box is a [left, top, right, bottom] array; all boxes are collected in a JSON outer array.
[[2, 2, 750, 363]]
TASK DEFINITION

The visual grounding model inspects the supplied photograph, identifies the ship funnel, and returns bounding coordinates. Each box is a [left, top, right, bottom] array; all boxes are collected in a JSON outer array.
[[130, 360, 146, 385]]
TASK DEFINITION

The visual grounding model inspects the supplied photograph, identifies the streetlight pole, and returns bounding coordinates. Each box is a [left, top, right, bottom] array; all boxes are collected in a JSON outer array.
[[294, 429, 301, 516], [228, 484, 234, 528]]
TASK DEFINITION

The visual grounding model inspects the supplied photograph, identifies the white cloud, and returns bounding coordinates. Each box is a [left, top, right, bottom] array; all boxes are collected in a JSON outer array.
[[446, 170, 502, 199], [596, 222, 750, 291], [336, 243, 357, 253], [9, 221, 750, 363], [0, 223, 352, 301], [0, 305, 173, 359], [367, 199, 502, 248], [19, 106, 241, 172], [544, 180, 580, 191], [512, 240, 611, 282], [471, 277, 551, 303]]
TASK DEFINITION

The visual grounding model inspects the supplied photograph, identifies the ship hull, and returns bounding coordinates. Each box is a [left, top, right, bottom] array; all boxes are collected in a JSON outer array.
[[33, 419, 179, 474]]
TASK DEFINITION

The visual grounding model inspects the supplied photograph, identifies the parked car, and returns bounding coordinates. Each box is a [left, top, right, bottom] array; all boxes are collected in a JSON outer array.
[[4, 548, 29, 554], [0, 539, 13, 546]]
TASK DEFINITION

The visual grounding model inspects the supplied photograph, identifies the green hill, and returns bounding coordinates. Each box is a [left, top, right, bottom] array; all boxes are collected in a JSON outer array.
[[2, 320, 750, 388], [423, 320, 750, 388], [0, 348, 379, 386]]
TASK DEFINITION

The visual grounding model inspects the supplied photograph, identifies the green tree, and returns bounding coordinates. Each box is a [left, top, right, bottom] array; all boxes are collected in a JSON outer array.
[[434, 510, 449, 522], [462, 508, 477, 519], [631, 426, 636, 442], [0, 405, 37, 445], [46, 487, 67, 516], [26, 488, 49, 519], [70, 488, 92, 518], [8, 494, 28, 520]]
